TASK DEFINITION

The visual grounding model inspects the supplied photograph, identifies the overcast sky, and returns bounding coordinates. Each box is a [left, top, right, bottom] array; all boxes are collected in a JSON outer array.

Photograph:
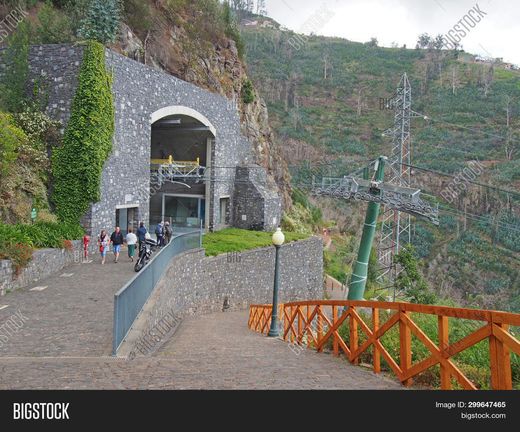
[[263, 0, 519, 64]]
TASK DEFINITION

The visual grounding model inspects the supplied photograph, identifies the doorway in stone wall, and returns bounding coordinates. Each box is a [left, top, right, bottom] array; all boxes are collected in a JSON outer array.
[[116, 206, 138, 235]]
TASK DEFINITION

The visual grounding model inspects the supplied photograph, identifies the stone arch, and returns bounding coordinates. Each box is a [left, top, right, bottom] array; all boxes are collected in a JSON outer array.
[[150, 105, 217, 137]]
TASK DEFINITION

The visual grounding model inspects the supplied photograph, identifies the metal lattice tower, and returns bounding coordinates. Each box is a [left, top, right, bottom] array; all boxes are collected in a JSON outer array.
[[378, 73, 415, 282]]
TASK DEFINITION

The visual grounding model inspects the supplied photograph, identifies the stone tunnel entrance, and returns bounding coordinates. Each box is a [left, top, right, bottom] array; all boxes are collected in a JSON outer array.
[[149, 106, 215, 234]]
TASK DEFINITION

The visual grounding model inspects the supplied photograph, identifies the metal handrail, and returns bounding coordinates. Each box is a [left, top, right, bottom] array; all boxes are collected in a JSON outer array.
[[112, 230, 201, 355]]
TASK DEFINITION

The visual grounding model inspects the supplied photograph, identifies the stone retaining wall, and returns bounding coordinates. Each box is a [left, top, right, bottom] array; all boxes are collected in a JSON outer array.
[[119, 237, 323, 357], [0, 241, 81, 296]]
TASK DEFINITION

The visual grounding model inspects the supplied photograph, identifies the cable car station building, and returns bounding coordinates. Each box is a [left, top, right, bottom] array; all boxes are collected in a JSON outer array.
[[19, 44, 282, 235]]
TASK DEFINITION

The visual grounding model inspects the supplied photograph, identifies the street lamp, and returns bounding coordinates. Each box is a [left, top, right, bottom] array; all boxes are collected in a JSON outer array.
[[268, 227, 285, 337]]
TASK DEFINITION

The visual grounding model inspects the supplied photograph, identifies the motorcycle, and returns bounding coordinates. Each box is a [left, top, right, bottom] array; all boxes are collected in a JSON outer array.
[[134, 237, 158, 272]]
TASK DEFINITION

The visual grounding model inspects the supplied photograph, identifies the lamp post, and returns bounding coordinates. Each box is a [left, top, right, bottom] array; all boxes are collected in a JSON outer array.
[[268, 227, 285, 337]]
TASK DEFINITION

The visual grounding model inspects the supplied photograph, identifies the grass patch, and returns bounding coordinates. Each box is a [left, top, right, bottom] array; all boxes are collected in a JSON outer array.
[[202, 228, 309, 256]]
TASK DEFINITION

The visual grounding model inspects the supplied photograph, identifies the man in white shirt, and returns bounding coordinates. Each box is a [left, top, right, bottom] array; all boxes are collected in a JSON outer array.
[[126, 228, 138, 262]]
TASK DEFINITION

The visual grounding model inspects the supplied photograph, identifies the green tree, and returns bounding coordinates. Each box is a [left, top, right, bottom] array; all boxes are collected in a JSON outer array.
[[223, 0, 245, 57], [366, 37, 378, 47], [0, 22, 30, 113], [416, 33, 432, 49], [77, 0, 121, 44], [432, 34, 444, 50], [394, 244, 438, 304]]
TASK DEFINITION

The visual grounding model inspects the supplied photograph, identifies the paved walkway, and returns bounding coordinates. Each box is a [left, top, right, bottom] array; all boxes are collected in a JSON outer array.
[[0, 258, 402, 389], [0, 256, 135, 357]]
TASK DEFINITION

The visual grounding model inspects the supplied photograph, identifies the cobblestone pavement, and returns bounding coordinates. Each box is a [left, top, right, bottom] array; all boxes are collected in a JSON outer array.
[[0, 256, 136, 357], [0, 309, 403, 389]]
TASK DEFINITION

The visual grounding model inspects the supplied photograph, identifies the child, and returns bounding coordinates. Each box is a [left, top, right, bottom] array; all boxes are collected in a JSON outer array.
[[98, 230, 109, 265]]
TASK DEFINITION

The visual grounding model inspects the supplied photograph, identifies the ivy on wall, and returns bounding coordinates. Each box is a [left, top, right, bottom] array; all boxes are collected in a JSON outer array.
[[0, 22, 29, 113], [52, 40, 114, 223]]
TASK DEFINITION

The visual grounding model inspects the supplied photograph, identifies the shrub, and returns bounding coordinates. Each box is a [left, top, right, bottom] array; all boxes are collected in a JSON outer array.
[[281, 203, 314, 235], [241, 79, 255, 104], [0, 112, 27, 175], [62, 239, 74, 251], [0, 222, 84, 249], [394, 244, 437, 304], [52, 40, 114, 223], [77, 0, 121, 45], [0, 222, 83, 272], [0, 243, 34, 275], [14, 104, 62, 141]]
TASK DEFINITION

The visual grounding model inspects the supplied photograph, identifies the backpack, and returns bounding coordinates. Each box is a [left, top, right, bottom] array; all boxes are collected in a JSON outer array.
[[155, 224, 162, 235]]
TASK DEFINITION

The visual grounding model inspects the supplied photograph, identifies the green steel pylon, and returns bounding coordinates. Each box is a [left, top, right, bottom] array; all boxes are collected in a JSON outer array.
[[347, 156, 386, 300]]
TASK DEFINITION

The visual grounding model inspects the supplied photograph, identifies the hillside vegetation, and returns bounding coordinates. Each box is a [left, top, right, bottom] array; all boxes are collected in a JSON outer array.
[[242, 24, 520, 312]]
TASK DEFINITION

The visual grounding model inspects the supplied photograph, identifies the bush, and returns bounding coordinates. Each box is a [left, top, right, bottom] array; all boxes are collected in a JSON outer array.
[[0, 243, 34, 275], [0, 112, 26, 175], [0, 222, 84, 249], [52, 40, 114, 223], [77, 0, 121, 44], [281, 203, 314, 234], [241, 79, 255, 104], [0, 221, 83, 272], [394, 244, 437, 304]]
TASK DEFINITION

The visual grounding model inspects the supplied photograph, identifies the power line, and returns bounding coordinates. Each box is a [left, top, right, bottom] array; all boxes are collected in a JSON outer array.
[[437, 206, 520, 234], [403, 163, 520, 198], [422, 115, 519, 145], [413, 142, 492, 158]]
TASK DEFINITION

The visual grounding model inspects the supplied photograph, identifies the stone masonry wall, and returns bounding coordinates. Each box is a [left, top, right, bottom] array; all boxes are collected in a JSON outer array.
[[0, 241, 81, 296], [1, 44, 282, 235], [233, 166, 281, 231], [118, 236, 323, 356], [0, 45, 85, 128]]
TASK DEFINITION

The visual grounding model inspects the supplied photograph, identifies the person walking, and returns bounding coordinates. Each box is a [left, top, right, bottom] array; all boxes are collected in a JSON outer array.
[[155, 221, 164, 247], [110, 226, 125, 263], [97, 229, 109, 265], [164, 221, 173, 245], [137, 221, 147, 249], [126, 228, 138, 262]]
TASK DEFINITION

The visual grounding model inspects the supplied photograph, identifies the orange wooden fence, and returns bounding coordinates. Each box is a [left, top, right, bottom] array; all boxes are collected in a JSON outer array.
[[248, 300, 520, 390]]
